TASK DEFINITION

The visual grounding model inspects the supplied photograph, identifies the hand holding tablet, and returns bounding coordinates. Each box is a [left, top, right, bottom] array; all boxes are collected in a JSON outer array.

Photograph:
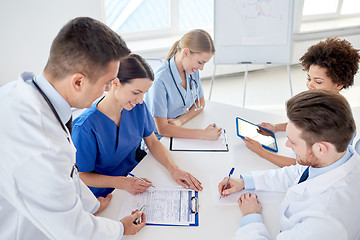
[[236, 117, 278, 152]]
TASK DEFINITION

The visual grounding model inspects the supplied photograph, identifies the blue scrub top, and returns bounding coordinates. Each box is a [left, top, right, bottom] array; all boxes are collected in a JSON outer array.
[[144, 56, 204, 139], [72, 99, 155, 198]]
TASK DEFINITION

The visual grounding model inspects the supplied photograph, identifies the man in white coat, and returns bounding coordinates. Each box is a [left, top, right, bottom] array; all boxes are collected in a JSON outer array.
[[219, 90, 360, 239], [0, 17, 146, 239]]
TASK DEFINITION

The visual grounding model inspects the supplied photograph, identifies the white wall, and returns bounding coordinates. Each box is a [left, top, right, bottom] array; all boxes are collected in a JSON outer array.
[[0, 0, 104, 86]]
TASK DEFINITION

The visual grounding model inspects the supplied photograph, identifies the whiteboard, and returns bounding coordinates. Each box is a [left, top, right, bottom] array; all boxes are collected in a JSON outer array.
[[214, 0, 294, 64]]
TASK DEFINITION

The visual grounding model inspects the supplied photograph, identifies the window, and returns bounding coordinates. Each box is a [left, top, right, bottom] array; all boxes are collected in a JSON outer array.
[[104, 0, 214, 40], [179, 0, 214, 30], [104, 0, 360, 51], [302, 0, 338, 18], [341, 0, 360, 15], [302, 0, 360, 20], [105, 0, 170, 35], [299, 0, 360, 33]]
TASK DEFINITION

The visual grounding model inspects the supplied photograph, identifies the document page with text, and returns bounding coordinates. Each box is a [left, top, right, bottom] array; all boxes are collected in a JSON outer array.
[[118, 186, 197, 226]]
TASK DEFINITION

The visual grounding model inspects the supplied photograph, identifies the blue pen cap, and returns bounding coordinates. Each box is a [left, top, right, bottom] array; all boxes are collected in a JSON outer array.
[[229, 167, 235, 176]]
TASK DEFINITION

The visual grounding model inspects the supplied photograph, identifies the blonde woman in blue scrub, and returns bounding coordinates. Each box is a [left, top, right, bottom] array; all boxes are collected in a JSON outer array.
[[145, 29, 222, 140]]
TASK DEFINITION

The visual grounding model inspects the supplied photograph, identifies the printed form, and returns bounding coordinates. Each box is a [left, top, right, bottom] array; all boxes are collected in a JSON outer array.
[[118, 186, 196, 226]]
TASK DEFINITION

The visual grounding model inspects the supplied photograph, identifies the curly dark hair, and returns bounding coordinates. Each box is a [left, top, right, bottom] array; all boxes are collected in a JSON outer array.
[[299, 37, 360, 89]]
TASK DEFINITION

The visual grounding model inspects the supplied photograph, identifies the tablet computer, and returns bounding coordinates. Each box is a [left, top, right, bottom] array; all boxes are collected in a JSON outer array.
[[236, 117, 278, 152]]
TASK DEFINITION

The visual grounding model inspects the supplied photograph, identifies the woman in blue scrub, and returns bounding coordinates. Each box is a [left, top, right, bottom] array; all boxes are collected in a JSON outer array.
[[144, 29, 222, 140], [72, 54, 203, 198]]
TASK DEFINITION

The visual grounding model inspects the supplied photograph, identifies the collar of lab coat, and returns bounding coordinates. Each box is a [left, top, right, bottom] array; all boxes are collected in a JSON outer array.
[[21, 72, 72, 125], [291, 152, 360, 195]]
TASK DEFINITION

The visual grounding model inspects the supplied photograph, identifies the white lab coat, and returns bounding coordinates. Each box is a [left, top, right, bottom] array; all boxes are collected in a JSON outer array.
[[0, 77, 124, 239], [236, 151, 360, 240]]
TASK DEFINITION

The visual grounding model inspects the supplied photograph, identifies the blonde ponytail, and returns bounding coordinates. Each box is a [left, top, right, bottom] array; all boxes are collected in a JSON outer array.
[[165, 29, 215, 61], [165, 40, 180, 61]]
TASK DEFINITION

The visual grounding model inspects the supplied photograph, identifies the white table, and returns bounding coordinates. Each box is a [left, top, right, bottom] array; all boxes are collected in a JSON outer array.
[[99, 101, 293, 239]]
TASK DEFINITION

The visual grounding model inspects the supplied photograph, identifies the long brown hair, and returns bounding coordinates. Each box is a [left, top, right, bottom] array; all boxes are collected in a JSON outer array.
[[165, 29, 215, 60]]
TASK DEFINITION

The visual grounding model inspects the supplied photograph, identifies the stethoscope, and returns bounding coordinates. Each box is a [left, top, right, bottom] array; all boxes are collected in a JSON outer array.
[[32, 78, 81, 196], [168, 59, 202, 113]]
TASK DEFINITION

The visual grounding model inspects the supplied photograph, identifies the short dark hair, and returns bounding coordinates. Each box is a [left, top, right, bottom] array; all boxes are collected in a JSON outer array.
[[117, 53, 154, 84], [299, 37, 360, 89], [286, 90, 355, 152], [44, 17, 130, 82]]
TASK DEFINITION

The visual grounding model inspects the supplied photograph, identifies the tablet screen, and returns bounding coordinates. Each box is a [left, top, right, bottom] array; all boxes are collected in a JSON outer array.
[[236, 117, 278, 152]]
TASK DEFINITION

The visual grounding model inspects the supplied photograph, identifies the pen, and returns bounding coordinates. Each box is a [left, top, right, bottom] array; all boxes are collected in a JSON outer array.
[[223, 129, 228, 147], [133, 205, 145, 225], [182, 180, 192, 189], [128, 172, 155, 188], [220, 167, 235, 199]]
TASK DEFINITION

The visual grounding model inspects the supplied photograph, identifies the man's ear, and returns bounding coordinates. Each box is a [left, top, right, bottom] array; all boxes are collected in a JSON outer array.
[[71, 73, 86, 92], [312, 141, 330, 158]]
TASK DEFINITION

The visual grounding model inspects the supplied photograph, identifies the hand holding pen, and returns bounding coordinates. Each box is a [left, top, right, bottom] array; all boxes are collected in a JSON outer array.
[[128, 172, 155, 188], [120, 208, 146, 235], [204, 123, 222, 141], [133, 205, 145, 225], [123, 172, 154, 195], [218, 167, 245, 198], [219, 167, 235, 199]]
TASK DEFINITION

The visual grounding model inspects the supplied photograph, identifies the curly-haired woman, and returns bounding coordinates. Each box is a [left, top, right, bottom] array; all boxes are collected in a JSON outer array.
[[243, 37, 360, 167]]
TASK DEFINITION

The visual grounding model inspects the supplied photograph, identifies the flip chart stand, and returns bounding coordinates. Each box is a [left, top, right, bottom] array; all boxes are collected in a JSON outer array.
[[208, 63, 293, 107]]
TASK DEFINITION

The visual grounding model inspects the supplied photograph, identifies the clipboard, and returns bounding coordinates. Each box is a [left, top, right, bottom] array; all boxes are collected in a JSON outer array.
[[169, 129, 229, 152], [118, 187, 199, 227], [146, 191, 199, 227]]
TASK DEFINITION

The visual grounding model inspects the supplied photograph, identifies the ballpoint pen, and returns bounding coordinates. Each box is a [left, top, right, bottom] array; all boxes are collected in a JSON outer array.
[[223, 129, 228, 147], [181, 180, 193, 190], [128, 172, 155, 188], [133, 205, 145, 225], [220, 167, 235, 199]]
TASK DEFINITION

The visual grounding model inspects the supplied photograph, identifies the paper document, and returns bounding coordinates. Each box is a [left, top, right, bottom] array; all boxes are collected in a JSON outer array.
[[209, 174, 285, 205], [118, 186, 198, 226], [170, 129, 229, 152]]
